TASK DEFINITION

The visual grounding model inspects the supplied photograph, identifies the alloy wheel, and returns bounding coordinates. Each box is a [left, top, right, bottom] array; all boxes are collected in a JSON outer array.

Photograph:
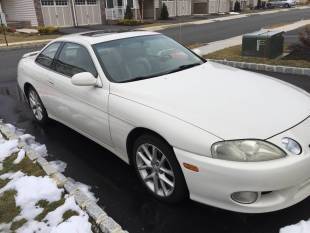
[[135, 143, 175, 197], [28, 90, 44, 121]]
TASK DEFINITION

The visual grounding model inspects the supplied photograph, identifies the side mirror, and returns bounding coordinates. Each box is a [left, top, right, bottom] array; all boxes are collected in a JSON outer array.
[[192, 48, 203, 57], [71, 72, 97, 87]]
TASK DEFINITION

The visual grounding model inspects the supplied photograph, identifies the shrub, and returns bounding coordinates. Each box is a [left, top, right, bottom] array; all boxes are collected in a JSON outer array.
[[234, 1, 241, 12], [7, 27, 16, 33], [256, 0, 262, 8], [38, 26, 59, 34], [0, 26, 16, 33], [124, 5, 133, 20], [161, 3, 169, 20], [117, 19, 142, 26]]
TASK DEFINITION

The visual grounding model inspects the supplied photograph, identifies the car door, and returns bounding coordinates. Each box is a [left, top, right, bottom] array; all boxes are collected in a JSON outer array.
[[48, 42, 113, 147], [33, 42, 62, 110]]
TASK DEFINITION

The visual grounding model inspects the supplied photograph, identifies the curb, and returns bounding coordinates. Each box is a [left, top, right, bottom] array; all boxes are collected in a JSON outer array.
[[208, 59, 310, 77], [0, 120, 128, 233]]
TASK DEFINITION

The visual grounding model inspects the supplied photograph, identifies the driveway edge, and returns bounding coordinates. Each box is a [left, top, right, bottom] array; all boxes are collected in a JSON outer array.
[[0, 120, 128, 233], [209, 59, 310, 77]]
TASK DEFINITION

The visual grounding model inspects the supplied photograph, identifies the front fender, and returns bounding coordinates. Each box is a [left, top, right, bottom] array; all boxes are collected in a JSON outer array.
[[108, 94, 221, 163]]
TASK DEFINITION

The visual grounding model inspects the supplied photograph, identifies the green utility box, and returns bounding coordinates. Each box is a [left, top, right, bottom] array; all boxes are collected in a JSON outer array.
[[242, 30, 284, 59]]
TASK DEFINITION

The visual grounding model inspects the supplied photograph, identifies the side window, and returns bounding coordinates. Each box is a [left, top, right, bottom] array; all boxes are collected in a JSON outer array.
[[54, 43, 98, 77], [36, 42, 61, 68]]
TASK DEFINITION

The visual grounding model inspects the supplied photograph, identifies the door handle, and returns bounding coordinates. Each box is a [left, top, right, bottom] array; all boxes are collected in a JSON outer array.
[[48, 80, 54, 85]]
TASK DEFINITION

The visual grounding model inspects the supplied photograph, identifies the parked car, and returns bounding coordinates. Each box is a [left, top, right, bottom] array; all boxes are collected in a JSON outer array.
[[18, 31, 310, 213], [267, 0, 296, 8]]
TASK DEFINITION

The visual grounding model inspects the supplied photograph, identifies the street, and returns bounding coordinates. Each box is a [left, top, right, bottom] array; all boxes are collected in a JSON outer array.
[[0, 7, 310, 233], [160, 7, 310, 45]]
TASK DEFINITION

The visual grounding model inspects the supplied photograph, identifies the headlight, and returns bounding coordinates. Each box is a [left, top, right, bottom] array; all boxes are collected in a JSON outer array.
[[211, 140, 286, 162], [281, 137, 302, 155]]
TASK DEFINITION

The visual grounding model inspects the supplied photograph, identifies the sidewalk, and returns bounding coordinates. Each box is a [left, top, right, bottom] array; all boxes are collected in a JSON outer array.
[[142, 5, 310, 31], [0, 5, 309, 48], [196, 19, 310, 55]]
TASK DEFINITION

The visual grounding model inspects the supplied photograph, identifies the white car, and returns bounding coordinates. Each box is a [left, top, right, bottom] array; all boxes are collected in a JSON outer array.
[[18, 31, 310, 213], [267, 0, 296, 8]]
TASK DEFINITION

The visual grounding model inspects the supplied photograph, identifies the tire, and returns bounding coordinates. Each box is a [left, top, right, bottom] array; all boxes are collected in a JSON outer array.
[[284, 3, 290, 7], [26, 87, 49, 124], [132, 134, 188, 203]]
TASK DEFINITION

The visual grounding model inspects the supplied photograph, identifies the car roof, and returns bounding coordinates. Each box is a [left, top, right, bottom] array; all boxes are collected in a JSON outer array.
[[54, 30, 160, 46]]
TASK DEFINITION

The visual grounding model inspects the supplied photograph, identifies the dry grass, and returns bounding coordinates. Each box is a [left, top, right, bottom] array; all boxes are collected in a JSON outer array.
[[0, 32, 60, 44], [205, 45, 310, 68]]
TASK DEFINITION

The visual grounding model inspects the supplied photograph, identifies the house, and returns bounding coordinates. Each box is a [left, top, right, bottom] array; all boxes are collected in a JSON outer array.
[[147, 0, 192, 19], [192, 0, 230, 14], [0, 0, 106, 28], [105, 0, 140, 20]]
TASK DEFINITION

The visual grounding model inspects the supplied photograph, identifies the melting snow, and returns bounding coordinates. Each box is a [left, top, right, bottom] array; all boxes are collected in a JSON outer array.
[[49, 160, 67, 173], [0, 175, 63, 220], [0, 126, 94, 233], [0, 173, 93, 233], [13, 149, 26, 164], [280, 219, 310, 233], [69, 178, 98, 203], [0, 139, 19, 162]]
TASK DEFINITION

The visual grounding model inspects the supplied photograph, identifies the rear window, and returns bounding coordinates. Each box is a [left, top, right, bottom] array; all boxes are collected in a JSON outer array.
[[36, 42, 61, 68]]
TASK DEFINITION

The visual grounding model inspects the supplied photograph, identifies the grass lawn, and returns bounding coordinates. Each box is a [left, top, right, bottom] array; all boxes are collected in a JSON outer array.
[[0, 141, 81, 232], [205, 45, 310, 68], [0, 32, 60, 44]]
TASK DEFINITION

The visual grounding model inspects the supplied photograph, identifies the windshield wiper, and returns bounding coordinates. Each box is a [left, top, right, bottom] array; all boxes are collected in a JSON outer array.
[[119, 63, 202, 83], [167, 63, 202, 74], [119, 74, 157, 83]]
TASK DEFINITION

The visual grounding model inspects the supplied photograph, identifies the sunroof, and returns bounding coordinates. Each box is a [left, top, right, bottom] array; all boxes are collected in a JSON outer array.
[[81, 29, 134, 37]]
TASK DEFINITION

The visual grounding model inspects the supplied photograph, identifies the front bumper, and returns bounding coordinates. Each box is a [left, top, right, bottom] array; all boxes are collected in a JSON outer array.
[[174, 118, 310, 213]]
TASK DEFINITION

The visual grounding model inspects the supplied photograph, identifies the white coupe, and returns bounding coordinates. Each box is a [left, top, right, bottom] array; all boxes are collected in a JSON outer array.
[[18, 31, 310, 213]]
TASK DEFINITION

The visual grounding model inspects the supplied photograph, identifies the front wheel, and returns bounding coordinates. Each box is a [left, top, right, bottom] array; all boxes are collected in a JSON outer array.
[[27, 87, 49, 124], [132, 134, 188, 203]]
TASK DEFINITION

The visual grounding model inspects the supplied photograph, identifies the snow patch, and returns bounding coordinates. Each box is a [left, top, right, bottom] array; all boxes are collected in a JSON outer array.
[[19, 134, 35, 145], [0, 139, 19, 162], [51, 215, 92, 233], [69, 178, 98, 203], [13, 149, 26, 164], [45, 196, 85, 226], [0, 171, 24, 180], [30, 143, 48, 157], [280, 219, 310, 233], [0, 175, 63, 220], [49, 160, 67, 173], [5, 123, 16, 133]]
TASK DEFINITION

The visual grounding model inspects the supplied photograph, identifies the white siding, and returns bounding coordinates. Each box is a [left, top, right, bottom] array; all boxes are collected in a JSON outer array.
[[2, 0, 38, 26]]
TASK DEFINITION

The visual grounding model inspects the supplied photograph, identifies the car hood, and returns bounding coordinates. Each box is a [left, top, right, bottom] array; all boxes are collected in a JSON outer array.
[[110, 62, 310, 139]]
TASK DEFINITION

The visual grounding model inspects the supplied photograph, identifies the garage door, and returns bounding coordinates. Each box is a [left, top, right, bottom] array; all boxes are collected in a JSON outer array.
[[193, 2, 208, 14], [162, 0, 191, 17], [74, 0, 102, 26], [177, 0, 191, 16], [41, 0, 74, 27]]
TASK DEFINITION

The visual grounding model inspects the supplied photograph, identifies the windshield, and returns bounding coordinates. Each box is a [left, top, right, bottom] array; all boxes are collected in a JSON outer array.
[[93, 35, 205, 83]]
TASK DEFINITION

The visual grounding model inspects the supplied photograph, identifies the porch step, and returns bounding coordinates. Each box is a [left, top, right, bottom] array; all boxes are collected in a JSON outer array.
[[7, 21, 31, 29]]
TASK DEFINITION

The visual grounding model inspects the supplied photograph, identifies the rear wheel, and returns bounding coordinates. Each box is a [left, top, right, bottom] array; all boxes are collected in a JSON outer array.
[[27, 87, 49, 124], [132, 134, 188, 203], [284, 3, 290, 7]]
